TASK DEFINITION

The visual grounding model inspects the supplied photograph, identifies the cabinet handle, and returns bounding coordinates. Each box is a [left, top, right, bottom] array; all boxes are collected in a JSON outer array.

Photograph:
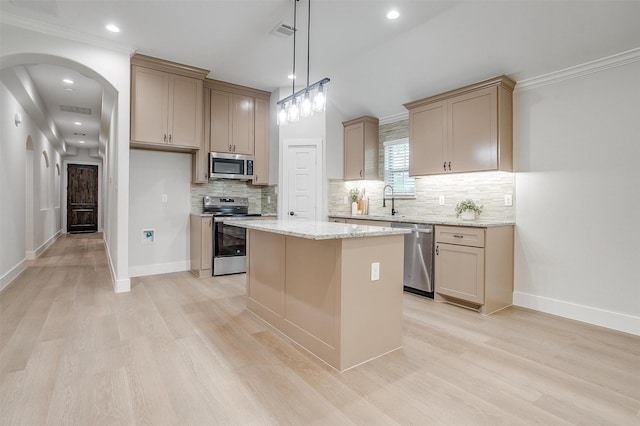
[[448, 161, 451, 171], [169, 134, 172, 144], [436, 245, 439, 255], [233, 145, 236, 152], [360, 170, 363, 177], [164, 134, 167, 143], [443, 161, 446, 171], [453, 234, 464, 239], [229, 144, 232, 151], [255, 174, 258, 181]]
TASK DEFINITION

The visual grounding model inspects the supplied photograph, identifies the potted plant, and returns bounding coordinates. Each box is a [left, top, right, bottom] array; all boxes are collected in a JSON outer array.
[[455, 199, 483, 221], [349, 188, 360, 215]]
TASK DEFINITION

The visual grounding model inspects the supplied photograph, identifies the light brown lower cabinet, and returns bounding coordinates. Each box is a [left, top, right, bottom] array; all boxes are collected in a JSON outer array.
[[434, 225, 513, 315], [190, 215, 212, 278]]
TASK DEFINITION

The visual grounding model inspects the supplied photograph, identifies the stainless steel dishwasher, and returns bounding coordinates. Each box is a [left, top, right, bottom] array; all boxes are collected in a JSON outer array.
[[391, 222, 434, 297]]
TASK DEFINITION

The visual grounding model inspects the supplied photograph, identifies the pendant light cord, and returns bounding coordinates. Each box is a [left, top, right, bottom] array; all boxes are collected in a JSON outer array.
[[306, 0, 311, 88], [292, 0, 298, 96]]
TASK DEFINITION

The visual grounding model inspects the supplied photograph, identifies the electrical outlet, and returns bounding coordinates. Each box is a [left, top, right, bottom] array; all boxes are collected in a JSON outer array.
[[505, 194, 513, 206], [344, 196, 349, 205], [371, 262, 380, 281], [267, 196, 271, 204], [161, 194, 168, 203], [438, 196, 445, 206]]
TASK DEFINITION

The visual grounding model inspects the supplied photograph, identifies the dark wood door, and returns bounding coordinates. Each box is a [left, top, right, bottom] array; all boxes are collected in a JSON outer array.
[[67, 164, 98, 233]]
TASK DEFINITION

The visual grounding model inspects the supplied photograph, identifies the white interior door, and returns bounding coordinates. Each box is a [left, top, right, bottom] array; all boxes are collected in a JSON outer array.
[[280, 139, 323, 221]]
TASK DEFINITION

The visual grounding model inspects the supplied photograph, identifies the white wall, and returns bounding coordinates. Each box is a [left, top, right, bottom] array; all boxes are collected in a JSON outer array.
[[0, 82, 62, 289], [1, 22, 131, 292], [128, 150, 192, 277], [513, 52, 640, 335], [276, 87, 328, 219]]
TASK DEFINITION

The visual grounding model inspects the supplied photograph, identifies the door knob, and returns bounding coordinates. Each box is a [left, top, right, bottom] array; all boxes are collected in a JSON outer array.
[[289, 211, 295, 216]]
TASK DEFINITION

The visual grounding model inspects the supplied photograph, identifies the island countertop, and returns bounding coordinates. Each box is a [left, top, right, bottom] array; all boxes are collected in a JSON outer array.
[[225, 219, 410, 240]]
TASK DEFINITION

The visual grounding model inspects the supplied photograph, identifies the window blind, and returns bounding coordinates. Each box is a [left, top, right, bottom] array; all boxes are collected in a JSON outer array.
[[383, 138, 415, 196]]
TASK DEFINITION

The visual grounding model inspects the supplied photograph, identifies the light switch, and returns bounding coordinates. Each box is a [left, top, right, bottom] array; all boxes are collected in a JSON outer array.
[[371, 262, 380, 281], [438, 196, 445, 206], [162, 194, 168, 203]]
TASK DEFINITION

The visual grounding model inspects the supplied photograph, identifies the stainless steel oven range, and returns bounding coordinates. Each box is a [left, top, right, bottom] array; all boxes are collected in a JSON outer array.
[[203, 196, 260, 276]]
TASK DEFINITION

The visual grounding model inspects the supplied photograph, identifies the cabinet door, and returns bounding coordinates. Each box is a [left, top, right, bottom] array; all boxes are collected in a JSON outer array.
[[344, 122, 365, 180], [435, 243, 484, 304], [210, 90, 232, 152], [168, 75, 202, 149], [448, 87, 497, 173], [200, 217, 212, 268], [131, 66, 169, 144], [253, 97, 269, 185], [408, 100, 447, 175], [231, 94, 255, 154]]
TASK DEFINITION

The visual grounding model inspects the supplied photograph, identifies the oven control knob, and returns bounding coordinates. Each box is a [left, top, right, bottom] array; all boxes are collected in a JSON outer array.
[[289, 211, 295, 216]]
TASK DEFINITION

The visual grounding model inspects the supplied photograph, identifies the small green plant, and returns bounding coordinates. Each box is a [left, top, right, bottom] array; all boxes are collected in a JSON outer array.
[[455, 199, 483, 217], [349, 188, 360, 203]]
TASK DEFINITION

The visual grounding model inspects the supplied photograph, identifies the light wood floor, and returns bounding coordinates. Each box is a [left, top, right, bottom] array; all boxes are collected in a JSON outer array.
[[1, 234, 639, 425]]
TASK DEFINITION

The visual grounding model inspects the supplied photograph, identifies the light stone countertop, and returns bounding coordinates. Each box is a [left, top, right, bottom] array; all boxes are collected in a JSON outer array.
[[225, 219, 411, 240], [328, 213, 515, 228]]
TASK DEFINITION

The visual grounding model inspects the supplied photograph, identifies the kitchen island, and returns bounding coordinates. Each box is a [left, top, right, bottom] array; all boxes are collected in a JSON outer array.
[[226, 219, 410, 371]]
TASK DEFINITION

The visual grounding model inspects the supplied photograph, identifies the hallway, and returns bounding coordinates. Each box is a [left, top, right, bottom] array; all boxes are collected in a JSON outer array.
[[1, 234, 639, 425]]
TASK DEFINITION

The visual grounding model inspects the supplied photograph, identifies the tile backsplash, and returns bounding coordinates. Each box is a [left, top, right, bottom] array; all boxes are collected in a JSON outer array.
[[327, 117, 516, 222], [328, 171, 515, 221], [191, 181, 277, 215]]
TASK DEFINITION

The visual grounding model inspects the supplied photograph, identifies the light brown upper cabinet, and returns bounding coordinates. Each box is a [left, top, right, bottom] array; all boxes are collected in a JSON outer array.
[[253, 97, 270, 185], [205, 79, 271, 183], [130, 54, 208, 151], [404, 76, 515, 176], [343, 116, 379, 180]]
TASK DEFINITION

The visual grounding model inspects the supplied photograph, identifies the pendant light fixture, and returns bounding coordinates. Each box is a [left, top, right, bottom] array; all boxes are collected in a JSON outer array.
[[277, 0, 330, 126]]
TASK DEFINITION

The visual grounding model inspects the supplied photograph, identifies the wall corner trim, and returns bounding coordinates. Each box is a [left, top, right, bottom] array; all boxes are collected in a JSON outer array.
[[515, 48, 640, 92], [104, 239, 131, 293], [513, 291, 640, 336]]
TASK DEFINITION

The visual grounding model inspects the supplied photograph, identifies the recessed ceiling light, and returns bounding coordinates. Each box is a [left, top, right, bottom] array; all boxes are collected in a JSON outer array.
[[74, 121, 82, 126], [106, 24, 120, 33], [63, 79, 74, 84], [386, 10, 400, 20], [287, 74, 296, 80], [79, 140, 85, 144]]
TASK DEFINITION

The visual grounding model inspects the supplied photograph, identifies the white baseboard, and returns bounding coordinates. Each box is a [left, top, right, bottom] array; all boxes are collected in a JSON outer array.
[[104, 240, 131, 293], [0, 259, 27, 292], [129, 261, 190, 278], [513, 291, 640, 336], [27, 230, 62, 260]]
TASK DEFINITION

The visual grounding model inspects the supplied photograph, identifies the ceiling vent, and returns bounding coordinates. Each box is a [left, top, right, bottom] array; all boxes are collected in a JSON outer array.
[[270, 22, 296, 38], [73, 132, 87, 136], [59, 105, 91, 115]]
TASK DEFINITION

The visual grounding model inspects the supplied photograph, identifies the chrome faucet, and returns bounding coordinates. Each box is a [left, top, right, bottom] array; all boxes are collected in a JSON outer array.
[[383, 185, 397, 216]]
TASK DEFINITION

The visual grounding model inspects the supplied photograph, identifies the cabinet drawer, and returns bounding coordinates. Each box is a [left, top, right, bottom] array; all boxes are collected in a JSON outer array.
[[436, 226, 485, 247]]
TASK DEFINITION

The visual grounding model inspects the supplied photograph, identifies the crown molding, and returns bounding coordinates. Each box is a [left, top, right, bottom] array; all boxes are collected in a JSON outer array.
[[379, 112, 408, 125], [515, 48, 640, 92], [0, 12, 135, 55]]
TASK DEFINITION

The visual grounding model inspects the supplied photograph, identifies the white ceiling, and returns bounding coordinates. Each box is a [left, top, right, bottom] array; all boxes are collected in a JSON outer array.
[[2, 0, 639, 149]]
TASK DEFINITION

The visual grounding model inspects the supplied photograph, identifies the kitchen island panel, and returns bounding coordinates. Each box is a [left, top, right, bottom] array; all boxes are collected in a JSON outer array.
[[340, 235, 404, 370], [244, 227, 405, 371], [247, 230, 286, 320], [284, 237, 339, 348]]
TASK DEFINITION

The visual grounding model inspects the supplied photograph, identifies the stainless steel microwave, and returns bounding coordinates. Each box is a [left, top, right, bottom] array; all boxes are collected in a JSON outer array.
[[209, 152, 254, 180]]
